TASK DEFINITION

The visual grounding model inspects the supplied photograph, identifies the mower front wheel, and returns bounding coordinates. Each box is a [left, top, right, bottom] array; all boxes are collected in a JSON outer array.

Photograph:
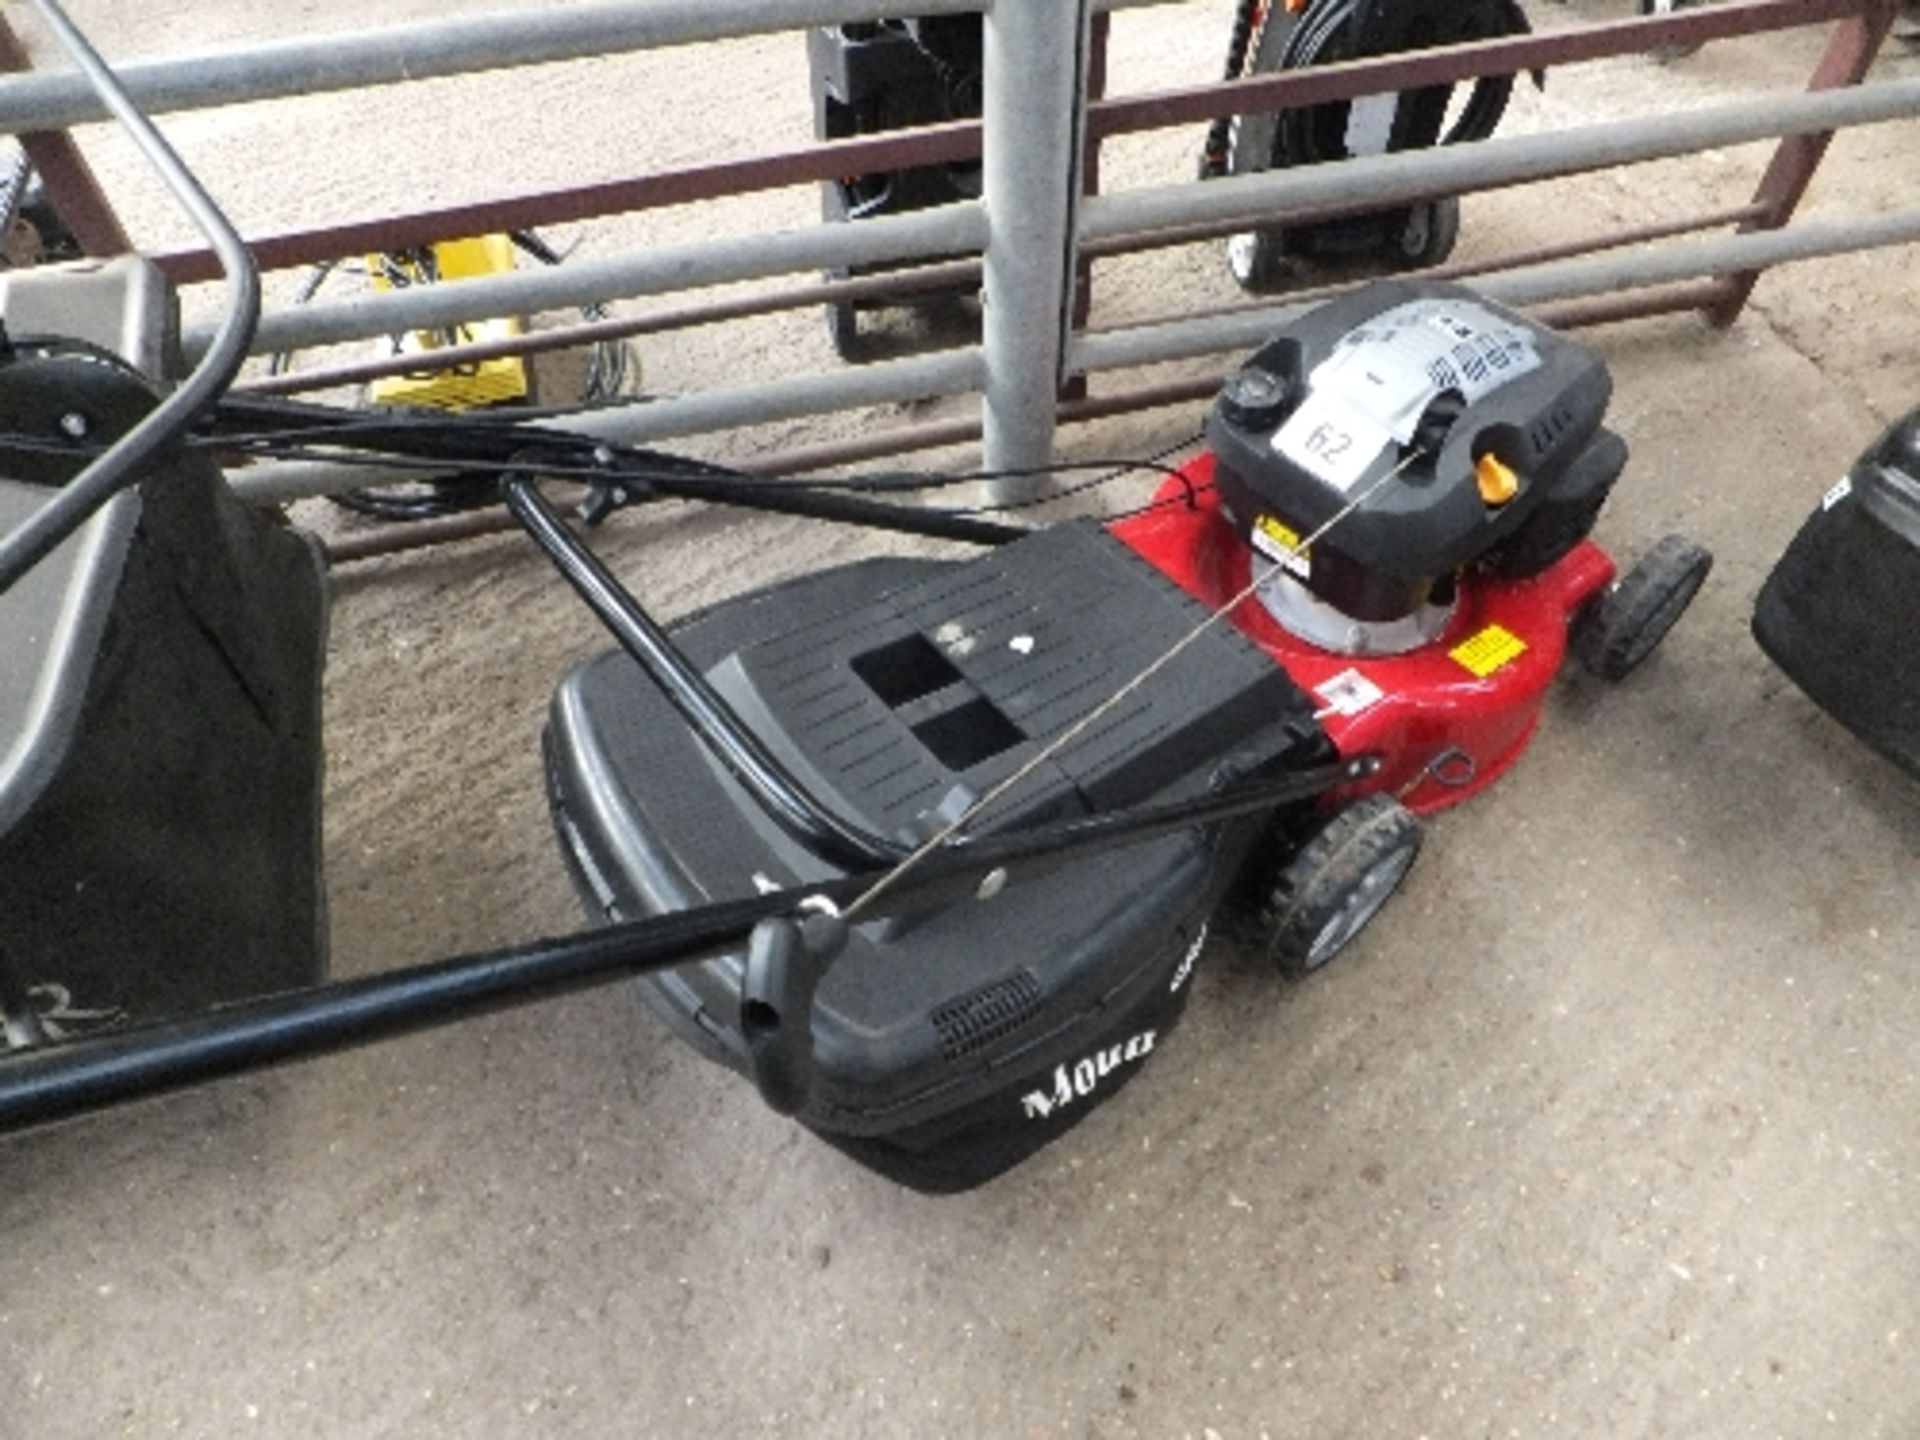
[[1261, 795, 1424, 977], [1573, 534, 1713, 681]]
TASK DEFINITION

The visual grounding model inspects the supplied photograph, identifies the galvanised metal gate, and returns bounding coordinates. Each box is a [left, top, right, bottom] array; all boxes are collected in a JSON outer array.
[[0, 0, 1909, 516]]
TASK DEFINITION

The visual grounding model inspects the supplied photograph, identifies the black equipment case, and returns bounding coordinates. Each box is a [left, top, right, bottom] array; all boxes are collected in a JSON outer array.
[[545, 521, 1330, 1191], [1753, 407, 1920, 778], [806, 16, 983, 353], [0, 261, 328, 1042]]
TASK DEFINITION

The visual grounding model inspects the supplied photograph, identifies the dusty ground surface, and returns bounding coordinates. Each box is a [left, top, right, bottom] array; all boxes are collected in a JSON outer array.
[[3, 2, 1920, 1437]]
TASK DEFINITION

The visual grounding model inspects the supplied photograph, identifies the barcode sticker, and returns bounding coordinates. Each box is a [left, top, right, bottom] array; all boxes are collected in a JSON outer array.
[[1251, 514, 1311, 578], [1314, 668, 1386, 718]]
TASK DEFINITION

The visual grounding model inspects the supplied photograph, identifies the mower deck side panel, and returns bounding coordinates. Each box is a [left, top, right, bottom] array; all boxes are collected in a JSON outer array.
[[1113, 469, 1614, 814]]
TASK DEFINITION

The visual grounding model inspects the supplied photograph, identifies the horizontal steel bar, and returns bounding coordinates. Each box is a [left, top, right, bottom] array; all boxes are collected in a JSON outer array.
[[185, 202, 986, 359], [233, 259, 981, 397], [250, 200, 1764, 400], [226, 347, 987, 504], [1483, 207, 1920, 308], [1083, 74, 1920, 243], [316, 275, 1744, 571], [0, 0, 985, 135], [152, 0, 1850, 286], [1087, 0, 1864, 139], [1071, 206, 1920, 374], [153, 122, 986, 286], [1532, 278, 1744, 331], [1082, 200, 1772, 265], [1098, 202, 1774, 338]]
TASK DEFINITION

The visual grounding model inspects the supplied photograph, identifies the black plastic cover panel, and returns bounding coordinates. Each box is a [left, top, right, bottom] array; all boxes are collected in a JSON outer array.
[[1208, 278, 1614, 582], [1754, 409, 1920, 778]]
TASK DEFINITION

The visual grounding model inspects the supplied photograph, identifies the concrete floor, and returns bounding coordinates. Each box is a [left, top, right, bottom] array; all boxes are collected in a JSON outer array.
[[3, 4, 1920, 1437]]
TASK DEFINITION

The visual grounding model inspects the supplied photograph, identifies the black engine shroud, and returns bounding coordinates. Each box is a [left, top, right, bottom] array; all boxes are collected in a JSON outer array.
[[1208, 280, 1623, 625]]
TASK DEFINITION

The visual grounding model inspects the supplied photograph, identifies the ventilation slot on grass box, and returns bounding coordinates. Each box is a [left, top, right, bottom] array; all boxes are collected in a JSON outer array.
[[932, 969, 1043, 1059], [913, 697, 1024, 771], [852, 633, 962, 707]]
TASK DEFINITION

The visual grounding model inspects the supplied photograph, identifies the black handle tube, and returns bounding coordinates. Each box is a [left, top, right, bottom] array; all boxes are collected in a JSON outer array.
[[0, 756, 1373, 1136], [641, 477, 1026, 547], [206, 397, 1027, 548], [505, 473, 910, 871], [0, 894, 786, 1139], [0, 0, 260, 595]]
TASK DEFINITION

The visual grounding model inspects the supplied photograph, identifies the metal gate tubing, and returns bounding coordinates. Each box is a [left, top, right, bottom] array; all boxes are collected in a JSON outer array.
[[1709, 0, 1899, 323], [186, 201, 986, 359], [238, 203, 1765, 401], [149, 120, 987, 287], [190, 66, 1920, 367], [0, 0, 1906, 490], [146, 0, 1863, 287], [1080, 74, 1920, 246], [1086, 0, 1864, 139], [0, 0, 986, 135], [1072, 205, 1920, 375], [980, 0, 1089, 477]]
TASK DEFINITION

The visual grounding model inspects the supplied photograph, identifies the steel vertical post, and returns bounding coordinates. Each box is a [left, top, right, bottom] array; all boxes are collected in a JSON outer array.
[[980, 0, 1091, 494]]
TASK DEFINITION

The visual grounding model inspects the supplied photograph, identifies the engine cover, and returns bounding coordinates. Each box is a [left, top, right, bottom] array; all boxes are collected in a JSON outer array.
[[1207, 280, 1618, 643]]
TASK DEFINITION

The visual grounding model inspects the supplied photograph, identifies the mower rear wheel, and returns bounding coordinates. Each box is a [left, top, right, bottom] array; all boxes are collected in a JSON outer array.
[[1573, 534, 1713, 681], [1261, 795, 1423, 977]]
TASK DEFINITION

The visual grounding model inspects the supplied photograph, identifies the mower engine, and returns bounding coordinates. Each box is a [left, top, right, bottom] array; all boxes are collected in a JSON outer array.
[[1209, 280, 1619, 655], [1116, 279, 1712, 813]]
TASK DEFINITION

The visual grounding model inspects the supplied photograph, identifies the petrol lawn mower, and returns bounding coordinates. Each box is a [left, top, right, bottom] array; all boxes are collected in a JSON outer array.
[[0, 0, 1709, 1192]]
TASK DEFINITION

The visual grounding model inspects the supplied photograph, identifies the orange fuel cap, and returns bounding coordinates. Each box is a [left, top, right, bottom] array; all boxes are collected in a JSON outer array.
[[1476, 453, 1521, 506]]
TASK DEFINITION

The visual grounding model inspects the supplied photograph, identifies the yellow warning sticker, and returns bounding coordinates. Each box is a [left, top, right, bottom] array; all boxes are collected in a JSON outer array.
[[1251, 514, 1310, 577], [1450, 623, 1528, 678]]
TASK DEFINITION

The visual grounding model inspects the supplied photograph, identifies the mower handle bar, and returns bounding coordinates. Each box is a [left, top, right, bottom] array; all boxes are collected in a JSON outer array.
[[504, 472, 917, 872], [0, 751, 1377, 1136], [0, 0, 260, 596]]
